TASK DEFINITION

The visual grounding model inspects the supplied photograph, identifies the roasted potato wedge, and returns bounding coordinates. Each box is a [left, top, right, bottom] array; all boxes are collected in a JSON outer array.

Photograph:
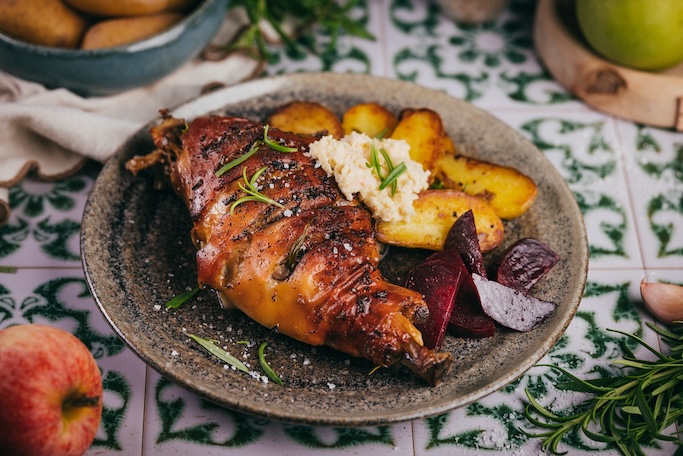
[[376, 189, 504, 252], [267, 101, 344, 139], [435, 154, 538, 219], [389, 109, 449, 174], [342, 103, 399, 138]]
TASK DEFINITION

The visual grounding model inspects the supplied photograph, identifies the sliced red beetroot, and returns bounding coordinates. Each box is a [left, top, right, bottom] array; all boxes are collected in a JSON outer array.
[[405, 259, 462, 350], [492, 238, 560, 292], [443, 210, 487, 277], [448, 269, 495, 338], [424, 250, 495, 338], [472, 273, 556, 332]]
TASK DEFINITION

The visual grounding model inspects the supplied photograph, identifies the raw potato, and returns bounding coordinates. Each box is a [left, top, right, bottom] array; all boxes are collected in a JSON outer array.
[[0, 0, 87, 48], [267, 101, 344, 139], [63, 0, 197, 16], [81, 13, 184, 49], [375, 189, 504, 252], [435, 154, 538, 219], [342, 103, 399, 138], [389, 109, 449, 175]]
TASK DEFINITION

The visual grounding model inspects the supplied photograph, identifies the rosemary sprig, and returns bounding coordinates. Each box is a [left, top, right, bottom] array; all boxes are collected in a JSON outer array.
[[188, 334, 250, 373], [230, 166, 284, 214], [216, 140, 262, 177], [366, 142, 407, 196], [258, 342, 284, 385], [228, 0, 374, 61], [165, 287, 200, 309], [263, 125, 297, 152], [523, 323, 683, 455]]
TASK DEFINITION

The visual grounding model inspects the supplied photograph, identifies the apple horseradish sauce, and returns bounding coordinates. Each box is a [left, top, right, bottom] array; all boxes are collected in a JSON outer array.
[[306, 132, 430, 223]]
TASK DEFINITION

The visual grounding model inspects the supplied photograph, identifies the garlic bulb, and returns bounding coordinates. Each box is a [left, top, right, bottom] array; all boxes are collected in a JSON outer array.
[[640, 280, 683, 324]]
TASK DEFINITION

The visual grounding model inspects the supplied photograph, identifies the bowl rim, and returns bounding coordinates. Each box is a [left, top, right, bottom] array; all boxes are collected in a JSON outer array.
[[0, 0, 220, 55]]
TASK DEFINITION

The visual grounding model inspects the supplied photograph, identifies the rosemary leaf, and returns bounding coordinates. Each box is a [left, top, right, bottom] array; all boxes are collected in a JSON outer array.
[[165, 287, 200, 309], [368, 142, 383, 179], [263, 125, 297, 152], [216, 141, 262, 177], [368, 365, 382, 376], [258, 342, 283, 385], [287, 224, 309, 269], [380, 161, 407, 194], [188, 334, 249, 373]]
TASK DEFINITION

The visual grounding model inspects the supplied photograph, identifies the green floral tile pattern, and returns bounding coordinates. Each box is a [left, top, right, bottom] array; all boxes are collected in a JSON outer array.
[[1, 0, 681, 455], [615, 121, 683, 268], [495, 111, 643, 269], [143, 370, 414, 456], [0, 163, 99, 266], [384, 0, 579, 107]]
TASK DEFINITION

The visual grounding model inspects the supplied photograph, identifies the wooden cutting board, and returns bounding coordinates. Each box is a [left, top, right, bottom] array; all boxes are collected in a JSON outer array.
[[534, 0, 683, 130]]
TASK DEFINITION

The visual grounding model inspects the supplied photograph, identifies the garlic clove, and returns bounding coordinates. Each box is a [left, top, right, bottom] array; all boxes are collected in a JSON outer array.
[[640, 280, 683, 324]]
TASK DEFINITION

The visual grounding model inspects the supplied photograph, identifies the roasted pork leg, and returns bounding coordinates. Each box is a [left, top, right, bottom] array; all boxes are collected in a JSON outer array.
[[127, 114, 453, 385]]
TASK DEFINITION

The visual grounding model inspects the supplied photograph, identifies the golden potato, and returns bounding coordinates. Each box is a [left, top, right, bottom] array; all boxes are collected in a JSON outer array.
[[389, 109, 449, 175], [267, 101, 344, 140], [81, 13, 183, 49], [342, 103, 398, 138], [63, 0, 197, 16], [435, 154, 538, 219], [0, 0, 87, 48], [375, 189, 504, 252]]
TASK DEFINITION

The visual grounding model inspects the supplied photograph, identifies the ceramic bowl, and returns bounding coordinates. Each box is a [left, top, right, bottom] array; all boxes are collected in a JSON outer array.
[[0, 0, 227, 97]]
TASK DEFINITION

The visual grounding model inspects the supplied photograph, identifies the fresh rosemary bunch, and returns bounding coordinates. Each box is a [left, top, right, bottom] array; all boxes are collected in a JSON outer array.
[[228, 0, 374, 60], [523, 323, 683, 455]]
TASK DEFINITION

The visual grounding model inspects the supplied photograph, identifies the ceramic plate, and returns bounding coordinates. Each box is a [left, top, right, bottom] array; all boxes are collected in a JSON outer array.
[[81, 73, 588, 426]]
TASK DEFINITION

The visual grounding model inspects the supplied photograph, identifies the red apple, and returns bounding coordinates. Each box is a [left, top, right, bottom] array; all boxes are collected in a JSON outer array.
[[0, 324, 102, 456]]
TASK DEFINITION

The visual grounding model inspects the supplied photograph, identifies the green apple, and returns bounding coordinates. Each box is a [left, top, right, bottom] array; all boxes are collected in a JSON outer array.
[[576, 0, 683, 71]]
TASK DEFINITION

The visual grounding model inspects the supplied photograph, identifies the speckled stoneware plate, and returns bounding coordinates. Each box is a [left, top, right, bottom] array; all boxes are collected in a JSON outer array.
[[81, 72, 588, 426]]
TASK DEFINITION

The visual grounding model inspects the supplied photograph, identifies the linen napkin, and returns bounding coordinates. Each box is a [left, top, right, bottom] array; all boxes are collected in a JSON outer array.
[[0, 11, 262, 226]]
